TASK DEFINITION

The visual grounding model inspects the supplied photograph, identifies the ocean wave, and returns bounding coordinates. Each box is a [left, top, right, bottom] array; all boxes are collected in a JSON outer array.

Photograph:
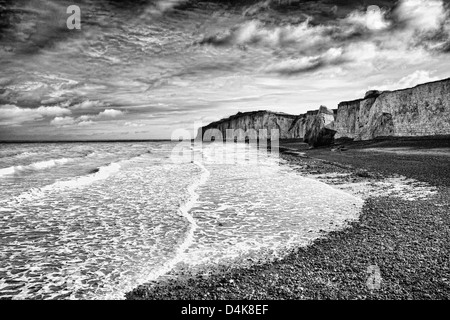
[[47, 162, 121, 189], [0, 151, 35, 159], [44, 162, 119, 192], [0, 158, 73, 177], [14, 151, 39, 159], [86, 150, 150, 160], [9, 162, 122, 204], [0, 151, 20, 159]]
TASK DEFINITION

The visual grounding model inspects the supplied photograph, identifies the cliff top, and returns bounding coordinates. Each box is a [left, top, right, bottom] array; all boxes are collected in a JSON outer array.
[[339, 77, 450, 106]]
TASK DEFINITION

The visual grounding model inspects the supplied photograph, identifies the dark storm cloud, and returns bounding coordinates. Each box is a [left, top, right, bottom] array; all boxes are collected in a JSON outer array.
[[443, 41, 450, 52], [0, 0, 190, 55], [200, 1, 442, 46], [196, 0, 450, 75], [0, 0, 419, 58], [0, 0, 76, 54]]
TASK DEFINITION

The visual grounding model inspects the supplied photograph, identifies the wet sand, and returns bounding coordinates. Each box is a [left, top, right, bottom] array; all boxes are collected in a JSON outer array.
[[127, 137, 450, 300]]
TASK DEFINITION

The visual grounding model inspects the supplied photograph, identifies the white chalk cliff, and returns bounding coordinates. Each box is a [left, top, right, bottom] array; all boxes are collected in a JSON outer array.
[[199, 78, 450, 146]]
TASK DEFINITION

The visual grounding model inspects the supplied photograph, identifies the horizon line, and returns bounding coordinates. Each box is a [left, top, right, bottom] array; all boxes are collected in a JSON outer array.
[[0, 139, 174, 143]]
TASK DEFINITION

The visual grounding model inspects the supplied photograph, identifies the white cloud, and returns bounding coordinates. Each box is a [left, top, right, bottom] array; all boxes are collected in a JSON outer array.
[[50, 108, 125, 127], [78, 120, 95, 126], [140, 0, 187, 18], [202, 19, 332, 49], [395, 0, 448, 31], [79, 109, 124, 121], [98, 109, 124, 118], [35, 106, 71, 117], [372, 70, 440, 91], [50, 116, 76, 127], [71, 100, 108, 110], [344, 42, 379, 62], [396, 70, 440, 88], [345, 5, 391, 31], [0, 105, 71, 125], [265, 47, 344, 75]]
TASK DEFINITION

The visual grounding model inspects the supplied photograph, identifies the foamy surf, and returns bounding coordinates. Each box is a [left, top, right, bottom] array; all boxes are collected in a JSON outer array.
[[100, 161, 211, 300], [7, 162, 121, 204], [0, 158, 74, 177], [147, 161, 210, 280]]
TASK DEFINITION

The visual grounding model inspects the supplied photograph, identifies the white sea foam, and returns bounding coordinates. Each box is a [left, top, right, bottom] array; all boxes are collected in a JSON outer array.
[[47, 162, 121, 189], [9, 162, 121, 204], [151, 161, 210, 278], [0, 158, 73, 177], [101, 160, 211, 300], [303, 172, 438, 201]]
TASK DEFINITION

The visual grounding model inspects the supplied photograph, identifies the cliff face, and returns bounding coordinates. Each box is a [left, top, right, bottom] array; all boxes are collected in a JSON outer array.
[[198, 111, 299, 140], [199, 78, 450, 145], [335, 78, 450, 140], [334, 96, 379, 139], [289, 106, 337, 146], [199, 107, 336, 144]]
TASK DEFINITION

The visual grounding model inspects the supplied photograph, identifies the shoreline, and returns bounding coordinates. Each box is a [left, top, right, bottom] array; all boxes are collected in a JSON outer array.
[[126, 138, 450, 300]]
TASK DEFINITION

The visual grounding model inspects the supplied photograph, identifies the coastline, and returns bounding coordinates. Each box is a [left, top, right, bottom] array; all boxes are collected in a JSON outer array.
[[126, 138, 450, 300]]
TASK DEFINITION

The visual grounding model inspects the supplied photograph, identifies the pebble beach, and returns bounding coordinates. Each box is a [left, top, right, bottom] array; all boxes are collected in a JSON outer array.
[[127, 137, 450, 300]]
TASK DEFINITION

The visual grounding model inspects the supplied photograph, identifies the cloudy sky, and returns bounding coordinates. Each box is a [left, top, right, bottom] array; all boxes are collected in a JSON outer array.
[[0, 0, 449, 140]]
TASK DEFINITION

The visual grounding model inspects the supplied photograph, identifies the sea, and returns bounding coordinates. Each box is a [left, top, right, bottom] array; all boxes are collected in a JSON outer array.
[[0, 141, 363, 299]]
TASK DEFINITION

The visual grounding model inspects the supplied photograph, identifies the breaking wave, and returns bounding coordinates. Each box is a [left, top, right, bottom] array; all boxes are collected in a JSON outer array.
[[0, 158, 73, 177], [9, 162, 122, 204]]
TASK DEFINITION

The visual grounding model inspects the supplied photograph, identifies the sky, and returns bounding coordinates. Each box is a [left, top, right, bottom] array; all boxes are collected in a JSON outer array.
[[0, 0, 449, 140]]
